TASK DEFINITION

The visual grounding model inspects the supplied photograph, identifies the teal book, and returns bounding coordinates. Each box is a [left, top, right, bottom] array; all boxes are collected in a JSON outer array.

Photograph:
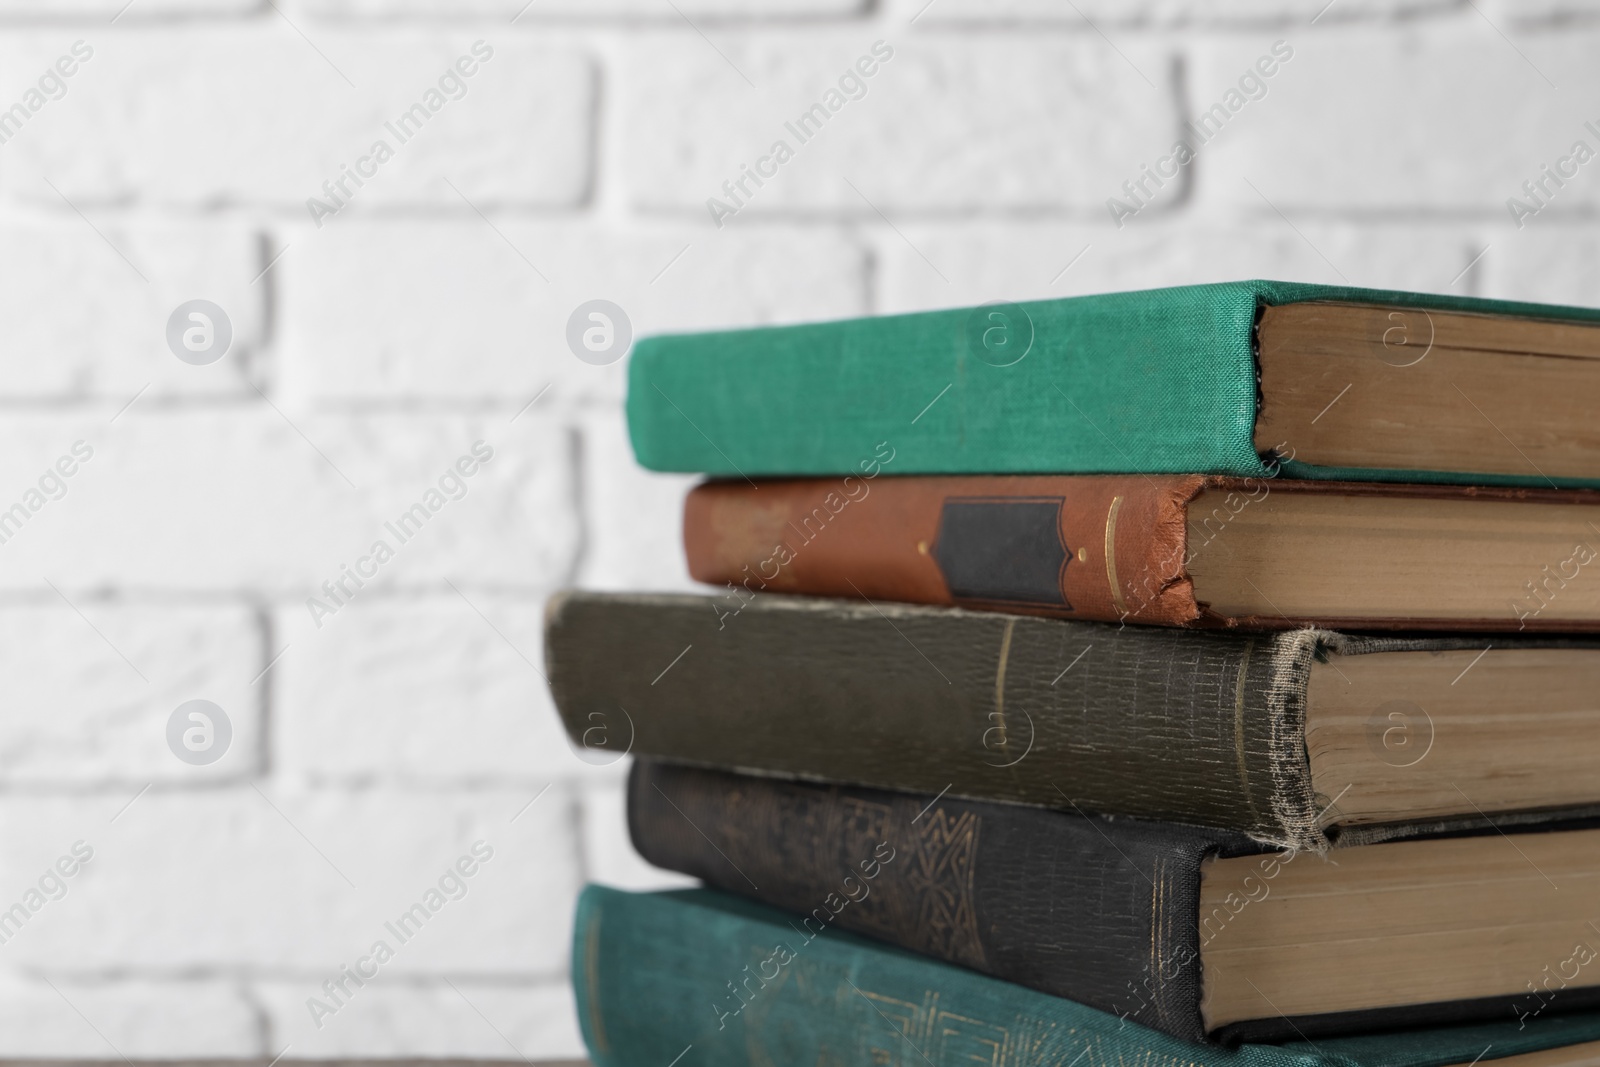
[[625, 280, 1600, 486], [574, 885, 1600, 1067]]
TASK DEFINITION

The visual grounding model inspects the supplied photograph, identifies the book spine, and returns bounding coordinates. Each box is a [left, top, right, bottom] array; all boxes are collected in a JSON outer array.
[[624, 283, 1270, 478], [628, 761, 1233, 1043], [544, 592, 1325, 848], [684, 473, 1212, 627], [573, 885, 1301, 1066]]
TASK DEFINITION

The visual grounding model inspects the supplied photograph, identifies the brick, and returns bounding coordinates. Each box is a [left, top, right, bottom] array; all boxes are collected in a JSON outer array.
[[0, 410, 575, 592], [1196, 30, 1600, 213], [575, 406, 700, 594], [0, 224, 264, 400], [911, 0, 1458, 25], [877, 221, 1484, 313], [578, 771, 698, 891], [0, 786, 579, 972], [0, 976, 259, 1056], [256, 978, 584, 1058], [275, 596, 577, 780], [0, 0, 254, 15], [625, 33, 1174, 214], [280, 221, 868, 405], [302, 0, 863, 15], [0, 602, 262, 784], [1507, 2, 1600, 24], [0, 30, 591, 209]]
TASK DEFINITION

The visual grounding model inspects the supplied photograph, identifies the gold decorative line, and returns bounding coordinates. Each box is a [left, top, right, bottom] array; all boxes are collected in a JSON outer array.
[[993, 617, 1017, 755], [1155, 861, 1178, 1029], [1104, 495, 1128, 616], [1233, 641, 1258, 828], [584, 908, 610, 1054], [1152, 857, 1164, 979], [1149, 856, 1163, 1023]]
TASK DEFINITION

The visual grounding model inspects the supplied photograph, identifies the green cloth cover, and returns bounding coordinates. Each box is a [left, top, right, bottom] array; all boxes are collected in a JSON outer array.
[[573, 884, 1600, 1067], [625, 280, 1600, 486]]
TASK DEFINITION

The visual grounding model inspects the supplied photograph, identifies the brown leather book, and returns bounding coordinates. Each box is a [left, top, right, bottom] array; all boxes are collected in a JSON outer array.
[[685, 474, 1600, 630]]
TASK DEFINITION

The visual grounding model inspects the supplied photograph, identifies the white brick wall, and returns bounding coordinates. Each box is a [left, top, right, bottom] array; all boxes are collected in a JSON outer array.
[[0, 0, 1593, 1056], [0, 224, 265, 399]]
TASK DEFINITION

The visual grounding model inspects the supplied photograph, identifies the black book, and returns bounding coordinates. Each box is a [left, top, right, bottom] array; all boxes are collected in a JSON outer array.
[[630, 759, 1600, 1045]]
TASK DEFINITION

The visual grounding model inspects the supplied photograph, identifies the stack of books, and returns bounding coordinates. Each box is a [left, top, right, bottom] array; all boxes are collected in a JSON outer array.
[[546, 280, 1600, 1067]]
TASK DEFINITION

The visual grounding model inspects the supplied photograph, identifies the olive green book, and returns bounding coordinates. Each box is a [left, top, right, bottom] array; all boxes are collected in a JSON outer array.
[[545, 590, 1600, 852]]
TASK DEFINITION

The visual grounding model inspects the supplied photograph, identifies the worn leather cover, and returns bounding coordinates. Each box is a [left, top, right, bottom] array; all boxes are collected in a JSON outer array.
[[546, 591, 1600, 850], [546, 588, 1319, 847], [629, 760, 1254, 1043], [684, 473, 1600, 631], [686, 473, 1200, 624]]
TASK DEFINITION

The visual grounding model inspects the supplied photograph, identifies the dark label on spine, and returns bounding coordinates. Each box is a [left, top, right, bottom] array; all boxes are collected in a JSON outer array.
[[931, 497, 1070, 607]]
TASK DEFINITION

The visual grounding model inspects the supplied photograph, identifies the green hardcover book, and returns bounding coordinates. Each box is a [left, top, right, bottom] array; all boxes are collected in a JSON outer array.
[[574, 885, 1600, 1067], [625, 280, 1600, 486]]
